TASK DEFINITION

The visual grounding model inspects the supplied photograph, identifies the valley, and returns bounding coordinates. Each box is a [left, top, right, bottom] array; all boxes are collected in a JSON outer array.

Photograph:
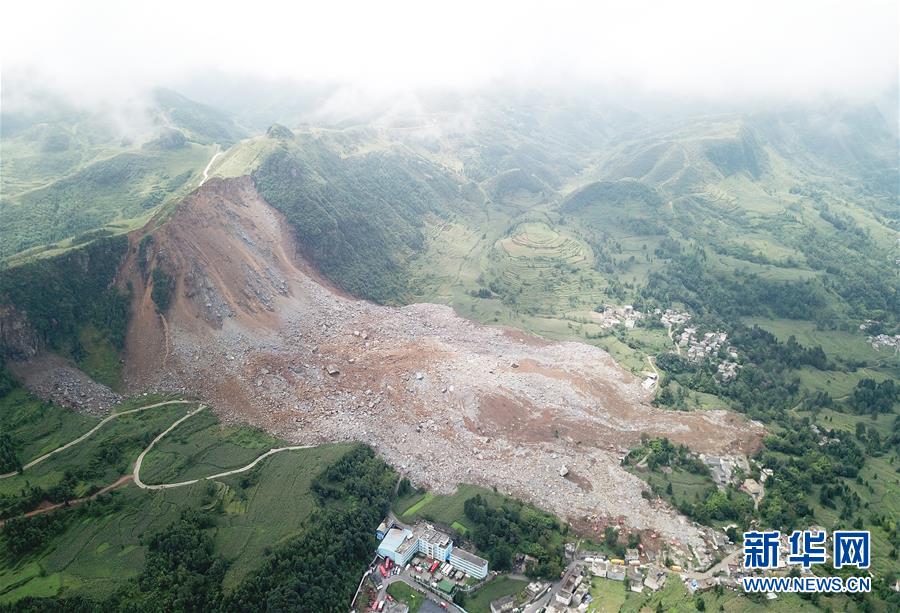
[[0, 90, 897, 611]]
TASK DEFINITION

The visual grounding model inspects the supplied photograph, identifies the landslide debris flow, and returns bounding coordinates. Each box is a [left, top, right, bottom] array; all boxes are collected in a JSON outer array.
[[121, 176, 763, 563]]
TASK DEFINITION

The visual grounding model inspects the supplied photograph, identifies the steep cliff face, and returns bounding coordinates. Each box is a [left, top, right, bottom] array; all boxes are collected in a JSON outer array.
[[0, 304, 43, 359], [0, 236, 130, 354]]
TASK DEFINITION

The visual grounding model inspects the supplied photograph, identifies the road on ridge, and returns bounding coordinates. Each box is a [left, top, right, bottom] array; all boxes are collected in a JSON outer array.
[[0, 399, 194, 479]]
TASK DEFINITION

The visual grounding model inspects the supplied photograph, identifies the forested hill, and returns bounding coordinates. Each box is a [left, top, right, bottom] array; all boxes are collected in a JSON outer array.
[[252, 135, 474, 303], [0, 236, 130, 386]]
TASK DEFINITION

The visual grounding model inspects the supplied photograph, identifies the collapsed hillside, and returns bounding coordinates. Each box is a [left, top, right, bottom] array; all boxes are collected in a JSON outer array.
[[120, 176, 764, 563]]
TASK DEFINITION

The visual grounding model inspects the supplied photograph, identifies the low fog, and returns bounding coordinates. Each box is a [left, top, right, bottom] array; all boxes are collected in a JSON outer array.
[[2, 0, 898, 121]]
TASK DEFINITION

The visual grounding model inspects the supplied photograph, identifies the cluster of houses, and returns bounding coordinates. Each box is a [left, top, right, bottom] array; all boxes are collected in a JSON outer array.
[[659, 309, 741, 380], [677, 326, 740, 381], [543, 550, 669, 613], [868, 333, 900, 352], [489, 582, 550, 613], [684, 527, 833, 599], [659, 308, 691, 328], [698, 453, 750, 488], [809, 423, 843, 447], [679, 328, 733, 363], [590, 304, 645, 330]]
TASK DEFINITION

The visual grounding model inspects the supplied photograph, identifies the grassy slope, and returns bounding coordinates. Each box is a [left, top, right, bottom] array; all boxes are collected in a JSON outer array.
[[394, 484, 507, 533], [0, 87, 248, 264], [0, 390, 354, 602], [1, 144, 214, 261], [0, 388, 95, 465]]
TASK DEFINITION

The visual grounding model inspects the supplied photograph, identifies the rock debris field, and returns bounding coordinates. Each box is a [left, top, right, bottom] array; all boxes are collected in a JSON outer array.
[[119, 177, 764, 565]]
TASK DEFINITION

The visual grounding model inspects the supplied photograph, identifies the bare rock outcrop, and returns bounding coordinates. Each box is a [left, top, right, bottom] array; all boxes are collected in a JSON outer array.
[[0, 304, 43, 359]]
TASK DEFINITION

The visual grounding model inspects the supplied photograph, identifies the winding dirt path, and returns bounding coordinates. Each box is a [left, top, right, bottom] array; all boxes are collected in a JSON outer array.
[[667, 322, 681, 355], [0, 476, 133, 527], [646, 354, 659, 376], [2, 398, 317, 524], [0, 400, 193, 479], [200, 147, 224, 186], [132, 404, 315, 490]]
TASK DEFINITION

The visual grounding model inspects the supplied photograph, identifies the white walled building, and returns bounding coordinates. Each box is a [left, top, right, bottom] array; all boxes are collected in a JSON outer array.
[[449, 547, 489, 579], [376, 522, 489, 579]]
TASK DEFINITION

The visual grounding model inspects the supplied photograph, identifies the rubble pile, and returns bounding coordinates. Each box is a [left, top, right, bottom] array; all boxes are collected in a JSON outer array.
[[122, 177, 764, 567], [9, 353, 122, 416]]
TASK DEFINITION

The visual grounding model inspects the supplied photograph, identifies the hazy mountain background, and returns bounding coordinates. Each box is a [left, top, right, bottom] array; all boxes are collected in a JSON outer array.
[[0, 1, 897, 610]]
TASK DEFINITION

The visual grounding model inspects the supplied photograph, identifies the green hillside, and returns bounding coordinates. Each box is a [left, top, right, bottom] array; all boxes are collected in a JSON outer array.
[[252, 131, 474, 303], [0, 89, 245, 263], [0, 374, 387, 608]]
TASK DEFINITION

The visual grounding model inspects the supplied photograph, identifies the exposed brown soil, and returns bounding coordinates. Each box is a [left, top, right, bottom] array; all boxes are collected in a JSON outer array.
[[118, 176, 765, 565]]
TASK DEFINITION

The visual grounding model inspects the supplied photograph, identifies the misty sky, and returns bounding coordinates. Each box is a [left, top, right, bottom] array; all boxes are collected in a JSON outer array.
[[2, 0, 898, 104]]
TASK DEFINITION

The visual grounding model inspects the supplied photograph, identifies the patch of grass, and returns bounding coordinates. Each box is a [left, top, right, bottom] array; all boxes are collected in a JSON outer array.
[[215, 443, 354, 588], [0, 388, 95, 464], [398, 484, 506, 530], [465, 576, 528, 613], [139, 409, 280, 483], [0, 571, 69, 603], [393, 489, 426, 515], [795, 366, 894, 399], [587, 577, 628, 613], [387, 581, 424, 612], [742, 317, 893, 367], [71, 324, 122, 389], [633, 466, 716, 515], [400, 492, 435, 518]]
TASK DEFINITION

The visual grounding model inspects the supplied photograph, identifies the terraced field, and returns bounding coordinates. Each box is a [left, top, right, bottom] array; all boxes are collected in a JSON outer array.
[[499, 222, 588, 261], [489, 222, 607, 314]]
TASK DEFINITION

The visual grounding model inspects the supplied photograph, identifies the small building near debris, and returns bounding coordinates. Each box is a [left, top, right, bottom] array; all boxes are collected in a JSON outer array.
[[525, 581, 547, 599], [589, 558, 609, 578], [643, 570, 667, 591], [555, 573, 582, 606], [607, 564, 627, 581], [490, 595, 516, 613], [627, 567, 644, 592], [449, 547, 489, 579]]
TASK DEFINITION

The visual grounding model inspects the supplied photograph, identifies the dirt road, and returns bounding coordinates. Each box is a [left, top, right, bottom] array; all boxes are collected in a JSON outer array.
[[1, 397, 319, 526], [201, 147, 224, 185], [0, 475, 133, 527], [0, 399, 193, 479], [132, 404, 316, 490]]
